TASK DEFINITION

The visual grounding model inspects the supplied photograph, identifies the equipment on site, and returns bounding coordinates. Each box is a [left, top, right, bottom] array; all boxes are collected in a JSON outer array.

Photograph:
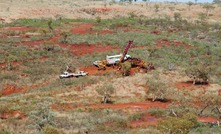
[[59, 71, 88, 79], [59, 65, 88, 78], [93, 40, 133, 70], [93, 40, 154, 71]]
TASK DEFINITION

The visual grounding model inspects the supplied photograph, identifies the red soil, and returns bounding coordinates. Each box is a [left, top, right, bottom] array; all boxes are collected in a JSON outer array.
[[98, 29, 113, 34], [1, 77, 50, 97], [0, 111, 26, 120], [95, 8, 116, 12], [156, 39, 191, 48], [81, 65, 119, 76], [175, 82, 210, 101], [71, 23, 113, 35], [130, 114, 160, 127], [51, 101, 169, 111], [175, 81, 208, 93], [151, 30, 161, 35], [51, 103, 76, 111], [198, 116, 219, 123], [71, 23, 93, 34], [1, 85, 26, 96], [89, 102, 169, 110]]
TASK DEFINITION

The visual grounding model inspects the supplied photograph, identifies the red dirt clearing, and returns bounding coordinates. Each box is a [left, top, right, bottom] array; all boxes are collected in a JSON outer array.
[[71, 23, 93, 34], [1, 85, 26, 96], [0, 111, 26, 120], [88, 102, 169, 110], [51, 101, 170, 111], [51, 103, 76, 111], [175, 81, 209, 94], [81, 65, 146, 76], [130, 114, 160, 127], [198, 116, 219, 123], [157, 39, 191, 48], [81, 65, 118, 76], [1, 79, 51, 96], [95, 8, 116, 12]]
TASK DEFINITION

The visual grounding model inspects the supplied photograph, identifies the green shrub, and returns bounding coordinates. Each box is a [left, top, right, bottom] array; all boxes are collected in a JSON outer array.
[[147, 108, 167, 117], [128, 113, 143, 121], [0, 130, 11, 134], [157, 113, 198, 134], [96, 83, 115, 103], [146, 73, 172, 102], [121, 62, 132, 76], [43, 125, 65, 134], [29, 104, 55, 132]]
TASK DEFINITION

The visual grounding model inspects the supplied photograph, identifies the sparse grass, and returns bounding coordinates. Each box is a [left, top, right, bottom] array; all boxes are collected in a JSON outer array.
[[0, 8, 221, 133], [147, 108, 167, 117], [67, 32, 163, 47], [7, 18, 88, 28]]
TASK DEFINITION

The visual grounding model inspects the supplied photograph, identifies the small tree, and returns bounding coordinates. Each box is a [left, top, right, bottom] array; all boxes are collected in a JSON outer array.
[[185, 61, 215, 85], [60, 30, 71, 44], [96, 16, 101, 23], [147, 44, 158, 57], [197, 12, 208, 25], [202, 4, 215, 16], [121, 62, 132, 76], [174, 12, 182, 21], [48, 20, 54, 32], [42, 125, 65, 134], [29, 104, 55, 132], [96, 84, 115, 104], [154, 4, 160, 13], [146, 73, 171, 101], [187, 1, 194, 10], [197, 91, 221, 118]]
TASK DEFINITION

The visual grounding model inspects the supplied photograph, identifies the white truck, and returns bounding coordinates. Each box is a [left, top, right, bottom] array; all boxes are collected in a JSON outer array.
[[59, 71, 88, 79], [93, 54, 131, 66]]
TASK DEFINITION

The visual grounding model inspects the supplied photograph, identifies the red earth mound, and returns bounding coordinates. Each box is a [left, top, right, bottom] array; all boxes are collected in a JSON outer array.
[[81, 65, 118, 76], [87, 102, 169, 110], [198, 116, 219, 123], [1, 85, 26, 96], [175, 81, 209, 94], [51, 103, 76, 111], [130, 114, 160, 127], [71, 23, 113, 34], [0, 111, 26, 120], [95, 8, 116, 12], [157, 39, 191, 48], [71, 23, 93, 34]]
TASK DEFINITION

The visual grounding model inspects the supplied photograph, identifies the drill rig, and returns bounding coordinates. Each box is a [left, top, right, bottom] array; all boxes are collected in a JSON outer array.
[[93, 40, 154, 71], [93, 40, 133, 70]]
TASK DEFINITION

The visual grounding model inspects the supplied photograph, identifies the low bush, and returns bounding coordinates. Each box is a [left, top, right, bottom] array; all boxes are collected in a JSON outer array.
[[147, 108, 167, 117], [157, 113, 198, 134], [42, 125, 65, 134]]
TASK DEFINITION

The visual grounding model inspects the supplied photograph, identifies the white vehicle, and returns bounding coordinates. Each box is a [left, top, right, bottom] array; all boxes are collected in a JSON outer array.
[[106, 54, 131, 65], [59, 71, 88, 79], [93, 54, 131, 66]]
